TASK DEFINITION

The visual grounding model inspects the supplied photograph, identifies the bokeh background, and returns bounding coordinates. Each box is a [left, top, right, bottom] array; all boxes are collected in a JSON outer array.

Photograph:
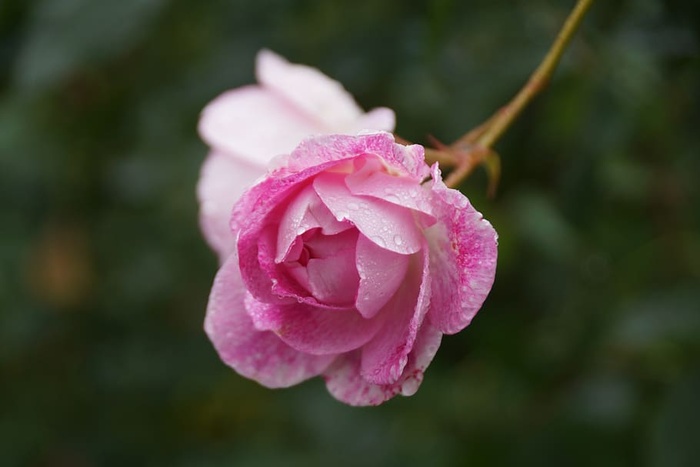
[[1, 0, 699, 465]]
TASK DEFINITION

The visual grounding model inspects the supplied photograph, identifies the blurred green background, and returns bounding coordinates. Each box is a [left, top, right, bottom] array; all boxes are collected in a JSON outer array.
[[1, 0, 699, 465]]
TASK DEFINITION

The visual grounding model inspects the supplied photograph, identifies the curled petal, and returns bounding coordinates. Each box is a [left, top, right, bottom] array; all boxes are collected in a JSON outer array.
[[204, 254, 335, 387], [323, 321, 442, 406], [360, 244, 431, 385], [355, 234, 409, 319], [246, 298, 382, 356], [345, 156, 435, 219], [288, 133, 428, 180], [426, 165, 498, 334], [276, 184, 351, 263], [313, 172, 424, 254], [234, 160, 351, 303]]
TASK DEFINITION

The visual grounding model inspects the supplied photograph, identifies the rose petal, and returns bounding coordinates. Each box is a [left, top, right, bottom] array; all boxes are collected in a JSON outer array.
[[351, 107, 395, 134], [197, 151, 265, 261], [360, 244, 431, 385], [198, 86, 323, 167], [425, 165, 498, 334], [322, 321, 442, 406], [394, 320, 443, 396], [246, 298, 382, 356], [204, 254, 335, 387], [287, 133, 429, 180], [256, 49, 364, 130], [345, 155, 435, 219], [276, 184, 351, 263], [355, 234, 409, 319], [313, 172, 423, 254], [322, 352, 400, 406], [304, 229, 360, 306]]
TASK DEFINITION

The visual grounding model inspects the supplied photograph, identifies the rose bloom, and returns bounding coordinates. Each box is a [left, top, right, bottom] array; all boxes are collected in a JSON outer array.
[[198, 52, 498, 406]]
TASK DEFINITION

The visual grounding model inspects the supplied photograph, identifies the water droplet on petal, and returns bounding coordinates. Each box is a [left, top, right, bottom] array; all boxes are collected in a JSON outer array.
[[347, 202, 359, 210], [393, 234, 403, 246]]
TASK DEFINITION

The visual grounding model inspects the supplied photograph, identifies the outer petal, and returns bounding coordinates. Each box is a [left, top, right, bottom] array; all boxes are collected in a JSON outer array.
[[197, 151, 265, 261], [256, 49, 364, 130], [323, 322, 443, 406], [204, 254, 335, 387], [426, 165, 498, 334], [359, 244, 431, 385], [246, 298, 382, 356], [198, 86, 323, 167], [287, 133, 429, 180]]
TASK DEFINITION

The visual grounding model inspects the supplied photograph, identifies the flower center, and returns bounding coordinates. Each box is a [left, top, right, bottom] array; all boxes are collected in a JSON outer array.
[[282, 228, 360, 307]]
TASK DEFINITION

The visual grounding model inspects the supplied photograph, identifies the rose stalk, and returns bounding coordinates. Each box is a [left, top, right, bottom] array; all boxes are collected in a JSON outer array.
[[425, 0, 596, 191]]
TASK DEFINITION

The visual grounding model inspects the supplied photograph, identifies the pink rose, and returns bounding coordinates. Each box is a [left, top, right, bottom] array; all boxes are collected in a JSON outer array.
[[197, 50, 395, 261], [203, 131, 498, 406]]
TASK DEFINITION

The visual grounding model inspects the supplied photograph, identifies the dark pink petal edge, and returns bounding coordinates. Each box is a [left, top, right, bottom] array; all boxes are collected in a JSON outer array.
[[323, 321, 443, 406], [287, 133, 429, 181], [425, 164, 498, 335], [204, 254, 335, 387]]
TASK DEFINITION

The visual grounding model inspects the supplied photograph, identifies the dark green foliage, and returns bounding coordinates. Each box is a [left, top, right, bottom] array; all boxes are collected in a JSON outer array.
[[1, 0, 698, 465]]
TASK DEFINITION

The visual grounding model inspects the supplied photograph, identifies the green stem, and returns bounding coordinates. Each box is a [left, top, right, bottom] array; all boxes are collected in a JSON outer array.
[[443, 0, 595, 188]]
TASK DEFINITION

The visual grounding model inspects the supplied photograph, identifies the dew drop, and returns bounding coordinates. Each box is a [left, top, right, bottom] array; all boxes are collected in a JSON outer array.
[[393, 234, 404, 246], [347, 202, 359, 210]]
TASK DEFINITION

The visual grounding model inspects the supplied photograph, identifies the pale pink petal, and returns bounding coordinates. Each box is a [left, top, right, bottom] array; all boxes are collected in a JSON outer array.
[[204, 254, 335, 387], [198, 86, 323, 167], [426, 165, 498, 334], [313, 172, 423, 254], [351, 107, 396, 133], [360, 245, 431, 385], [197, 151, 265, 261], [246, 298, 382, 356], [355, 234, 409, 319], [256, 49, 363, 130], [322, 321, 442, 406]]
